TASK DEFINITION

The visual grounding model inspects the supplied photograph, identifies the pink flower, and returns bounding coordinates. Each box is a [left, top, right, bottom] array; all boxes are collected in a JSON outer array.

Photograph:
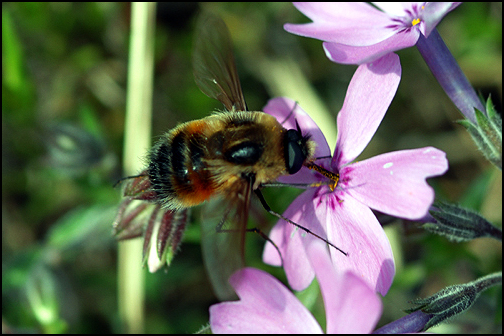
[[285, 2, 460, 64], [262, 53, 448, 295], [210, 242, 382, 333]]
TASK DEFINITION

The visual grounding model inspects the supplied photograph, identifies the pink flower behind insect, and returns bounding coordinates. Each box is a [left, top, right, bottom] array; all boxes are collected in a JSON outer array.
[[210, 242, 382, 333], [263, 53, 448, 295]]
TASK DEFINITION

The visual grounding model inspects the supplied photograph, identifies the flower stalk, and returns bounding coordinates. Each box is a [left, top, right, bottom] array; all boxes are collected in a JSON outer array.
[[416, 28, 486, 124]]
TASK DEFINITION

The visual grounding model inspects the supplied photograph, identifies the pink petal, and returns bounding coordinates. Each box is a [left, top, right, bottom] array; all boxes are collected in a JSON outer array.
[[278, 165, 324, 185], [373, 3, 418, 16], [323, 29, 419, 64], [293, 2, 384, 22], [263, 189, 319, 290], [315, 191, 395, 295], [332, 53, 402, 168], [423, 2, 462, 37], [209, 267, 323, 334], [263, 97, 330, 158], [308, 242, 382, 334], [341, 147, 448, 219], [264, 187, 396, 295], [286, 2, 395, 45]]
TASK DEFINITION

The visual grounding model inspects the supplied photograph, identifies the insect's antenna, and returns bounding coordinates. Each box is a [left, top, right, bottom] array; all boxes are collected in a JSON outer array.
[[295, 119, 302, 134], [113, 174, 148, 188], [254, 189, 348, 256]]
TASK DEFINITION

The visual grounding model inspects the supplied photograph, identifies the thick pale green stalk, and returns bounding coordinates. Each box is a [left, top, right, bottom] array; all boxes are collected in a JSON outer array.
[[118, 2, 156, 333]]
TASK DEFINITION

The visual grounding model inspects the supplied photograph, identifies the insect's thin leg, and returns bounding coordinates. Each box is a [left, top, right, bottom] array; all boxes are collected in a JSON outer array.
[[245, 227, 284, 267], [214, 211, 285, 267], [260, 181, 334, 190], [314, 155, 331, 160], [254, 189, 348, 256], [214, 212, 231, 233]]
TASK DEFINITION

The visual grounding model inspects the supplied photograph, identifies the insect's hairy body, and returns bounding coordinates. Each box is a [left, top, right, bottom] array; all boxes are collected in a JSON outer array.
[[148, 110, 315, 211]]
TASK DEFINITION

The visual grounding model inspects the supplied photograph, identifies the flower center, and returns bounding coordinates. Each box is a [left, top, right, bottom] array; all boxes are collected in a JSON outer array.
[[387, 4, 424, 31], [305, 161, 339, 191], [406, 3, 425, 27]]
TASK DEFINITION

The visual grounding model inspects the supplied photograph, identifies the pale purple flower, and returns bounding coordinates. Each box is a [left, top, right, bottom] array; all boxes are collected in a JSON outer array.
[[285, 2, 460, 65], [210, 242, 382, 334], [285, 2, 484, 124], [262, 53, 449, 295]]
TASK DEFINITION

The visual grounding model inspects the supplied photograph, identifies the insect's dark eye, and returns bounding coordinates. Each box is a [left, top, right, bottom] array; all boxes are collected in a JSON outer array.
[[284, 129, 307, 174]]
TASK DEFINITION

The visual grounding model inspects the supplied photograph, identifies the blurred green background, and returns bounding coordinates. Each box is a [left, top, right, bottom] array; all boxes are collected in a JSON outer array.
[[2, 2, 501, 333]]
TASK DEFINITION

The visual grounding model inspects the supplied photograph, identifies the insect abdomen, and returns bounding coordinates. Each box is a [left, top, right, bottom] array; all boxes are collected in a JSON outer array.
[[148, 121, 215, 209]]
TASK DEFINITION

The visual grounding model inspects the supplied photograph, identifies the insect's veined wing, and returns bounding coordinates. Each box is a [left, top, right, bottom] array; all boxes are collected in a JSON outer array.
[[113, 173, 157, 240], [142, 207, 190, 273], [192, 14, 248, 112], [200, 176, 252, 301], [113, 172, 189, 272]]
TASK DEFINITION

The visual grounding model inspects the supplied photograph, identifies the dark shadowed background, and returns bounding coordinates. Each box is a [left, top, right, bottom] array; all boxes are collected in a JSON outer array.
[[2, 2, 501, 333]]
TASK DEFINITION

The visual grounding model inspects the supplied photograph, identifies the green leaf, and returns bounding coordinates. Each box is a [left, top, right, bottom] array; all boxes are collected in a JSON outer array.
[[458, 97, 502, 169]]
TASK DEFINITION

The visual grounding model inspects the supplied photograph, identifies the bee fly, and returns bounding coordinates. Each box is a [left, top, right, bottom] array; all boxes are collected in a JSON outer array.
[[114, 13, 345, 299]]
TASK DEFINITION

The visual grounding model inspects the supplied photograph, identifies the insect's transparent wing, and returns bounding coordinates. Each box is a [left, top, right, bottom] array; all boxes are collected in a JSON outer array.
[[193, 14, 247, 112], [113, 172, 156, 239], [142, 207, 190, 273], [200, 178, 252, 300], [113, 172, 190, 272]]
